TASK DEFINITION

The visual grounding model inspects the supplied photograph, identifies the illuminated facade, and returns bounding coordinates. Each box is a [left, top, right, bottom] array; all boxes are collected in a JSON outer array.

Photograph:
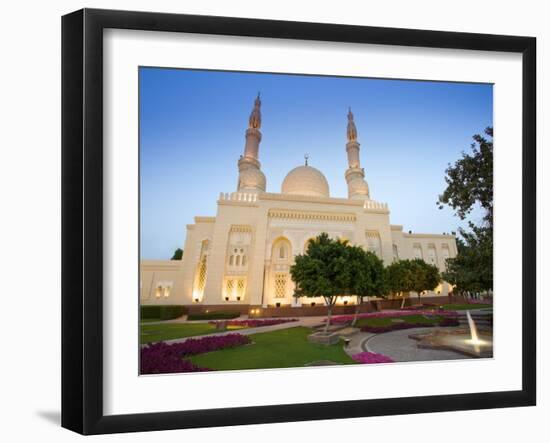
[[140, 96, 457, 309]]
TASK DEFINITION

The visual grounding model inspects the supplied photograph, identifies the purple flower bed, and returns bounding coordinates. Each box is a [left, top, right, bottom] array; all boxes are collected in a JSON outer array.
[[140, 333, 251, 374], [360, 322, 433, 333], [140, 341, 211, 374], [352, 351, 394, 364], [402, 304, 441, 311], [329, 309, 458, 325], [210, 318, 298, 328]]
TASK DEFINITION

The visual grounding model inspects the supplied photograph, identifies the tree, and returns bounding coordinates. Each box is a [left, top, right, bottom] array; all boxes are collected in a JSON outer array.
[[290, 233, 351, 333], [386, 260, 415, 308], [438, 127, 493, 293], [386, 259, 440, 306], [442, 225, 493, 292], [346, 246, 387, 326], [438, 127, 493, 228], [409, 259, 440, 303], [171, 248, 183, 260]]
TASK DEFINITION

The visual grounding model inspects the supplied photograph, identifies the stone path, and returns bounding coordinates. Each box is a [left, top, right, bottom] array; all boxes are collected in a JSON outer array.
[[362, 327, 472, 362], [160, 316, 327, 345]]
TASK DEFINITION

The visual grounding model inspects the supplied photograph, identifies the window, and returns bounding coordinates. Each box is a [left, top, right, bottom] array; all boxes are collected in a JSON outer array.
[[235, 255, 241, 266], [237, 279, 245, 298], [413, 243, 423, 260], [366, 231, 381, 257], [155, 285, 162, 298], [274, 273, 287, 298], [242, 255, 247, 266], [279, 245, 286, 259], [226, 279, 234, 296], [392, 244, 399, 261], [427, 244, 437, 265], [194, 240, 210, 298]]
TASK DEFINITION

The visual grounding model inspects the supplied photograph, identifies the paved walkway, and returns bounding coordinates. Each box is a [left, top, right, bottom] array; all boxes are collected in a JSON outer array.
[[161, 316, 327, 345], [362, 327, 472, 362]]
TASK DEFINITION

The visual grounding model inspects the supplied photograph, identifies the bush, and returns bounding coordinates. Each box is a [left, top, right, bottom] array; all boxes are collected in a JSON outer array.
[[140, 334, 250, 374], [361, 322, 433, 334], [210, 319, 298, 328], [187, 311, 241, 321], [352, 351, 394, 364], [140, 305, 187, 321]]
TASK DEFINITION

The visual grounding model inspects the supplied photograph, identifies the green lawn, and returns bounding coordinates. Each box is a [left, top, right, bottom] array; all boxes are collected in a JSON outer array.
[[189, 327, 356, 370], [439, 304, 492, 310], [140, 322, 217, 344], [354, 314, 443, 328]]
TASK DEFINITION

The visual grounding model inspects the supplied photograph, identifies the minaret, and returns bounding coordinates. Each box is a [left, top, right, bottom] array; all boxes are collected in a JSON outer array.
[[344, 108, 370, 199], [237, 94, 266, 193]]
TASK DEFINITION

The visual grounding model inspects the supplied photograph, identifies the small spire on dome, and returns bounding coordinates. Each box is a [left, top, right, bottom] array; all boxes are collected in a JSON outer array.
[[249, 93, 262, 129], [347, 107, 358, 142], [304, 153, 309, 166]]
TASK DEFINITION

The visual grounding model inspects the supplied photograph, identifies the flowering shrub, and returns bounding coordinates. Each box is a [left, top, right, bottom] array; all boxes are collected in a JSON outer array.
[[329, 309, 458, 325], [402, 304, 441, 311], [438, 317, 460, 327], [352, 351, 394, 364], [360, 322, 434, 333], [140, 342, 210, 374], [466, 299, 493, 305], [140, 333, 251, 374], [210, 318, 298, 328]]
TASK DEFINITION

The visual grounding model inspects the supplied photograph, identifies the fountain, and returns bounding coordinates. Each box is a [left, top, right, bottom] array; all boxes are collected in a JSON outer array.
[[409, 310, 493, 358]]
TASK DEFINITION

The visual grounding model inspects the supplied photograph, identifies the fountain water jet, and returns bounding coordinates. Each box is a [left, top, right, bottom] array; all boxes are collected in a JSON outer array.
[[409, 310, 493, 358]]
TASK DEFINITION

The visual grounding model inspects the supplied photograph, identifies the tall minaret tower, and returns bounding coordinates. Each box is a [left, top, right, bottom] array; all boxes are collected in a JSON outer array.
[[237, 94, 266, 193], [344, 108, 370, 199]]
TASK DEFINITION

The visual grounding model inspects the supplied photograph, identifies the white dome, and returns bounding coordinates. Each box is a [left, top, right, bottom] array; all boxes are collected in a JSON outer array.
[[281, 165, 330, 198]]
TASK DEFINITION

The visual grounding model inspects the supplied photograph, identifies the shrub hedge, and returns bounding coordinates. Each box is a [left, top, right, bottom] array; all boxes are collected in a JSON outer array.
[[140, 305, 187, 321], [187, 311, 241, 321]]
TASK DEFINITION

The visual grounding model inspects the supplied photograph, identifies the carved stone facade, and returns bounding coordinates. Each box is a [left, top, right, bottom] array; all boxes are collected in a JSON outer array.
[[140, 97, 458, 308]]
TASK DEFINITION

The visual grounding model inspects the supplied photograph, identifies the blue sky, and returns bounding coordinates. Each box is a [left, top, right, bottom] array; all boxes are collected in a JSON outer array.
[[140, 67, 492, 259]]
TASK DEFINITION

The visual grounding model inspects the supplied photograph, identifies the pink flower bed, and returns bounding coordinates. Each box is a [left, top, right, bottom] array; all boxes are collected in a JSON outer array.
[[328, 309, 458, 325], [210, 318, 298, 328], [140, 333, 251, 374], [467, 299, 493, 305], [352, 351, 394, 364]]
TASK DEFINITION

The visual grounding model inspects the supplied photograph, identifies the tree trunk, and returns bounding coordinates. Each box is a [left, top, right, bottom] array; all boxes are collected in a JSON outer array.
[[400, 291, 408, 309], [351, 296, 362, 327], [324, 297, 334, 333]]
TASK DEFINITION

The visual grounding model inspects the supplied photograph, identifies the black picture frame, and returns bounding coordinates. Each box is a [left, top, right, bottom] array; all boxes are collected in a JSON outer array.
[[61, 8, 536, 435]]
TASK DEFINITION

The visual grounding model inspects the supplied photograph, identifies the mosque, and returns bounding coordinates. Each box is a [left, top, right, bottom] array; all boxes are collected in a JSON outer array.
[[140, 95, 457, 313]]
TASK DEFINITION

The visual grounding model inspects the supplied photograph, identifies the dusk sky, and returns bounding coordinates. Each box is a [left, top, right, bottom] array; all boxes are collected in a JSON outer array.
[[140, 67, 492, 260]]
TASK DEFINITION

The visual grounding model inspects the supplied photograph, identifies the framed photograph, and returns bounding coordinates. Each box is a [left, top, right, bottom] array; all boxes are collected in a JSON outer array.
[[62, 8, 536, 435]]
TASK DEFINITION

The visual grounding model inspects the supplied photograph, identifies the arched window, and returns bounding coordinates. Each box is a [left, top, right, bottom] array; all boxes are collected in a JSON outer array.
[[279, 245, 286, 259], [235, 255, 241, 266], [194, 240, 210, 298], [242, 255, 247, 266], [392, 244, 399, 261], [229, 255, 234, 266]]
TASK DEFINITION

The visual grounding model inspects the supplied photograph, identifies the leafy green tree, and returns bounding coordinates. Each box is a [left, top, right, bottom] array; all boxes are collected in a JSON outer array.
[[386, 259, 440, 305], [290, 233, 351, 332], [346, 246, 388, 326], [438, 127, 493, 293], [438, 127, 493, 228], [442, 225, 493, 292], [171, 248, 183, 260], [410, 259, 440, 303], [386, 259, 415, 307]]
